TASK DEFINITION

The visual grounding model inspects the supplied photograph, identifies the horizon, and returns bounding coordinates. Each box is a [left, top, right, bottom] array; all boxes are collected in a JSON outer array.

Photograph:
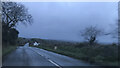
[[18, 37, 118, 45]]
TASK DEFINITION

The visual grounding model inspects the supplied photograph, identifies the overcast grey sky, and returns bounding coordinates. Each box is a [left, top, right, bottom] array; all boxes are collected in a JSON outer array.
[[16, 2, 118, 43]]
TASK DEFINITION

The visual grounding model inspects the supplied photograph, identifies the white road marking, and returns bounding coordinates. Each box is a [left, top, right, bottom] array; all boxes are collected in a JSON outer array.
[[48, 59, 62, 68], [29, 47, 62, 68]]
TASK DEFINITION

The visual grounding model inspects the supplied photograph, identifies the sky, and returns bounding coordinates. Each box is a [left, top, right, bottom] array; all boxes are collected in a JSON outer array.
[[16, 2, 118, 44]]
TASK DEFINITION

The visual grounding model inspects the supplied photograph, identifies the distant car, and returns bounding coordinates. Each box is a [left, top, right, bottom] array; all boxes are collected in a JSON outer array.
[[33, 42, 40, 46]]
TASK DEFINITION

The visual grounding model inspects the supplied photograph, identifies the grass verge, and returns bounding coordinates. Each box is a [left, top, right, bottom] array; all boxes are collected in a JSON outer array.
[[2, 45, 17, 57], [33, 44, 118, 66]]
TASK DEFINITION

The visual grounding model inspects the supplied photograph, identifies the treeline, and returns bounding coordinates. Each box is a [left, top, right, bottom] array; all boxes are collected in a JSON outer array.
[[18, 37, 77, 46]]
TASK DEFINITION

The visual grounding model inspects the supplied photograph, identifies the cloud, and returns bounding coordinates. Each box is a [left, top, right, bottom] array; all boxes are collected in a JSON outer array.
[[16, 2, 118, 43]]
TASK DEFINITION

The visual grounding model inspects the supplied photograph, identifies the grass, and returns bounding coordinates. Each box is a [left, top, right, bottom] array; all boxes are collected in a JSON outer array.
[[33, 43, 118, 66], [2, 45, 17, 57]]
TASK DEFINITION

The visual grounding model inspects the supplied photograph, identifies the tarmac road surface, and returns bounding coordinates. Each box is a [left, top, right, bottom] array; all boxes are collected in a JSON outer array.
[[3, 45, 101, 68]]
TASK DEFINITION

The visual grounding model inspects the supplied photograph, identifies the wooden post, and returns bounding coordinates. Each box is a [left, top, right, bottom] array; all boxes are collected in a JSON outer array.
[[54, 46, 57, 50]]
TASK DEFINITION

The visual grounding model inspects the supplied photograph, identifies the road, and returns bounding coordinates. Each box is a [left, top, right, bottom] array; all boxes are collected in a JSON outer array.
[[3, 45, 99, 67]]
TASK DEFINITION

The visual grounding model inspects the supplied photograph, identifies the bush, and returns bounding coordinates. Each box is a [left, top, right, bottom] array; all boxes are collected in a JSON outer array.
[[75, 43, 88, 48], [94, 55, 104, 63]]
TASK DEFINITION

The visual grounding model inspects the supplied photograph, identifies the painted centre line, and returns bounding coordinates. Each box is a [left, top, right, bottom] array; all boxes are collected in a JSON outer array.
[[30, 47, 62, 68]]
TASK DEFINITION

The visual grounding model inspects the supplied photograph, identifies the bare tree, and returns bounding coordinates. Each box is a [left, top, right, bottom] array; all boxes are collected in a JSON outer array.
[[110, 22, 119, 45], [118, 2, 120, 45], [2, 2, 33, 45], [2, 2, 33, 28], [111, 23, 118, 38], [81, 26, 102, 45], [0, 2, 1, 23]]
